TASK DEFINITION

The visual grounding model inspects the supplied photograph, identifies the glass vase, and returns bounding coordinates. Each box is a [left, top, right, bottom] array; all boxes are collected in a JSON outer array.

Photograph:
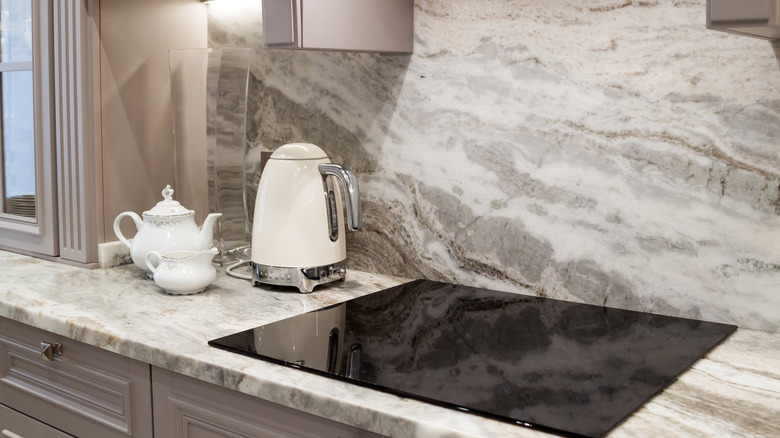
[[169, 47, 251, 265]]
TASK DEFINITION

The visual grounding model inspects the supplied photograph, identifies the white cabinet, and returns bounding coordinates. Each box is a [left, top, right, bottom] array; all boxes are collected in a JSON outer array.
[[0, 318, 153, 438], [0, 404, 73, 438], [0, 318, 387, 438], [263, 0, 414, 53], [707, 0, 780, 39], [0, 0, 106, 265], [152, 367, 386, 438]]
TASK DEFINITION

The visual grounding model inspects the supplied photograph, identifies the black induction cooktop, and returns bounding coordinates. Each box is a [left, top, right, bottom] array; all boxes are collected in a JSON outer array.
[[209, 279, 736, 437]]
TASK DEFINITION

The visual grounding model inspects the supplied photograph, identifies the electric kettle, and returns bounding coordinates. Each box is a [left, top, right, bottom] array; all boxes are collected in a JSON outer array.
[[251, 143, 362, 292]]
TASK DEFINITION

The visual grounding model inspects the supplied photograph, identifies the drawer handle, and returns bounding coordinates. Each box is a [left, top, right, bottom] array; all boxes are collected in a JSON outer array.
[[40, 342, 63, 361], [2, 430, 24, 438]]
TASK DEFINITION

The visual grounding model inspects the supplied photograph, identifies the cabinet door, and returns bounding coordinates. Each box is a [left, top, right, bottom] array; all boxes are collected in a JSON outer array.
[[0, 318, 153, 438], [0, 403, 73, 438], [152, 367, 386, 438], [0, 0, 103, 265]]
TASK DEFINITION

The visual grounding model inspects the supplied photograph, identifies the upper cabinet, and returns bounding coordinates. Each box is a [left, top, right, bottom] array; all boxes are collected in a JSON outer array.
[[262, 0, 414, 53], [707, 0, 780, 39]]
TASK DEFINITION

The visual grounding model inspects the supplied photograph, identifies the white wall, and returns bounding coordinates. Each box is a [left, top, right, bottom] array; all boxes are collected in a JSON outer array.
[[101, 0, 207, 240]]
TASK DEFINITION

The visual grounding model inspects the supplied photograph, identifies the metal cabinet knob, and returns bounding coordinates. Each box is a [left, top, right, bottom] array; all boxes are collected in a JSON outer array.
[[40, 341, 63, 361]]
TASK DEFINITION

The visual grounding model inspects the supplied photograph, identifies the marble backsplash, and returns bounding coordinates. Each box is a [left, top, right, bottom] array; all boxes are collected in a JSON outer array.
[[207, 0, 780, 332]]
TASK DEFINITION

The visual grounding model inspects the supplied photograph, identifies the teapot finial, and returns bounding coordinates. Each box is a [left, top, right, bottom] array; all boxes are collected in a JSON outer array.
[[162, 185, 174, 201]]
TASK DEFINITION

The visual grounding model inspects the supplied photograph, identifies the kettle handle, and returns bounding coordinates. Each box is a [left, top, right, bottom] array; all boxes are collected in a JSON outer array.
[[319, 163, 362, 231]]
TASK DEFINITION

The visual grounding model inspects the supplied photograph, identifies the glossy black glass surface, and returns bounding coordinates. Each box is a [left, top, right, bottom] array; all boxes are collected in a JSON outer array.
[[209, 279, 736, 437]]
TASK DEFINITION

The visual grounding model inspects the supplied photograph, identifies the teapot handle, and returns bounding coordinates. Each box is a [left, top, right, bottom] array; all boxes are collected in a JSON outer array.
[[113, 211, 143, 249], [145, 251, 162, 274]]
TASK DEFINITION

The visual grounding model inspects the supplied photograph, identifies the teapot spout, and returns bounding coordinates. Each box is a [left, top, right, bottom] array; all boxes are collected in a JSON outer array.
[[197, 213, 223, 248]]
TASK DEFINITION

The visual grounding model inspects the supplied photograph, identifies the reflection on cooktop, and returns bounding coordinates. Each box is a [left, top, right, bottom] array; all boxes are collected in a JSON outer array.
[[209, 279, 736, 438]]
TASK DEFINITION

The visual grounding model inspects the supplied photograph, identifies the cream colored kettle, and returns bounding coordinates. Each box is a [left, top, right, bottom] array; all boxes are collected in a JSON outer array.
[[250, 143, 361, 293]]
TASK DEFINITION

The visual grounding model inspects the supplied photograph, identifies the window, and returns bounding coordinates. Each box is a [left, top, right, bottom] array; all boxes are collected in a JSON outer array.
[[1, 0, 35, 219], [0, 0, 57, 256]]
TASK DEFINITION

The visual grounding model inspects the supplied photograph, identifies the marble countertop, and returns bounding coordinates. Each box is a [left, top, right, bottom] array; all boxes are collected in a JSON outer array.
[[0, 250, 778, 437]]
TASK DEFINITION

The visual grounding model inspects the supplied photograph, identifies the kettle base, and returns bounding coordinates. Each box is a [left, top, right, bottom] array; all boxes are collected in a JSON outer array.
[[251, 260, 347, 293]]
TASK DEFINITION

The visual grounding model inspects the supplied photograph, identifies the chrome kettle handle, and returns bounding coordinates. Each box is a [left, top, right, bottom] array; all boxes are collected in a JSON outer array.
[[318, 163, 362, 231]]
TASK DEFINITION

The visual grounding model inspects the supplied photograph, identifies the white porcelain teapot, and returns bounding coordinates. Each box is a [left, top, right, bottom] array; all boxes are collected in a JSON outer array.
[[114, 185, 222, 275]]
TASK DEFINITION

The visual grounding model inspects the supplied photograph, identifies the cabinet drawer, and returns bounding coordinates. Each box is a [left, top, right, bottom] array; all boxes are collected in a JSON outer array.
[[0, 403, 73, 438], [0, 318, 152, 438]]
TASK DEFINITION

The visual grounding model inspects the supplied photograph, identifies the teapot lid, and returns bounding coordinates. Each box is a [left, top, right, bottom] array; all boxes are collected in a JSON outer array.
[[143, 185, 194, 217]]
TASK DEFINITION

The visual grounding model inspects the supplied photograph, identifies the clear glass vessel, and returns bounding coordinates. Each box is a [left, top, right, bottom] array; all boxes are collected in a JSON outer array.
[[169, 47, 251, 265]]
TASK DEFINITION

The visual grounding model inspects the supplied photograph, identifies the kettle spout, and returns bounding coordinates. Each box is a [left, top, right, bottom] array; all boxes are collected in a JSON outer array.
[[197, 213, 223, 248]]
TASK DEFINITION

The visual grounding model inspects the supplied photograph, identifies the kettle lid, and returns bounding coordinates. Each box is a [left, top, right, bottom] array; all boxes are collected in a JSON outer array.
[[270, 143, 328, 160], [143, 185, 194, 217]]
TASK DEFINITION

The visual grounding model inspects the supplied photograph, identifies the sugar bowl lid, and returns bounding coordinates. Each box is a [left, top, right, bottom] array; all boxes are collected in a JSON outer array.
[[143, 185, 194, 217]]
